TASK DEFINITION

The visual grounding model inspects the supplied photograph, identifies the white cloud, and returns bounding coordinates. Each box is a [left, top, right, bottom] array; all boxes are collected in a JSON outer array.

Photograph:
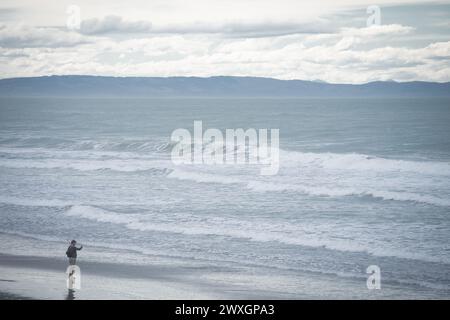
[[0, 24, 89, 48], [341, 24, 415, 37], [2, 28, 448, 83], [0, 1, 449, 83], [80, 16, 153, 34], [332, 24, 415, 50], [78, 15, 333, 37]]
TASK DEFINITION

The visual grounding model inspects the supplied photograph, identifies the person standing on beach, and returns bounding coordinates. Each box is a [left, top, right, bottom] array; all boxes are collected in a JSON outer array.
[[66, 240, 83, 265]]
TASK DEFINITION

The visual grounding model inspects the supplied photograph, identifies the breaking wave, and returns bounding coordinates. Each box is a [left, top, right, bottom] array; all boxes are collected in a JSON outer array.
[[62, 205, 449, 264]]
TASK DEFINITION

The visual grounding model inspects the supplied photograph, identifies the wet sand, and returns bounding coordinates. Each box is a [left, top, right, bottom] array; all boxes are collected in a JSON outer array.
[[0, 253, 280, 300], [1, 251, 446, 300]]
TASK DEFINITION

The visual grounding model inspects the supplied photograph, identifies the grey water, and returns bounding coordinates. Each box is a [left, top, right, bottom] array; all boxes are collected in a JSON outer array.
[[0, 97, 449, 298]]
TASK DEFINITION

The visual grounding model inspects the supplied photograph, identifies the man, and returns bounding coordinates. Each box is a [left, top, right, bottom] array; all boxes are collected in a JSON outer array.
[[66, 240, 83, 265]]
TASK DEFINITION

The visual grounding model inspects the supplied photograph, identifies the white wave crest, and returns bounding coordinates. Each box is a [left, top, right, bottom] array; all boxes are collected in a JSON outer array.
[[62, 205, 449, 264]]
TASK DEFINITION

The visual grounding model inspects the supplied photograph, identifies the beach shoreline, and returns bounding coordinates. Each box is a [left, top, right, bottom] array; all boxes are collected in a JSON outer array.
[[0, 252, 306, 300], [1, 250, 448, 300], [0, 252, 238, 300]]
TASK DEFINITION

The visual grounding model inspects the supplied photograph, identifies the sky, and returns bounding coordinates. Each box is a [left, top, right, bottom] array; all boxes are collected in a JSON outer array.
[[0, 0, 449, 83]]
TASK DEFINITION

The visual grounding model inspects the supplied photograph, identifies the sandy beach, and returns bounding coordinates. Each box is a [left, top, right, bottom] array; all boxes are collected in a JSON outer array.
[[0, 252, 251, 300], [1, 246, 448, 300]]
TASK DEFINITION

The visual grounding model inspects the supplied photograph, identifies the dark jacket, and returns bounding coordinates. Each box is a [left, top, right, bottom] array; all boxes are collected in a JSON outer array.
[[66, 244, 82, 258]]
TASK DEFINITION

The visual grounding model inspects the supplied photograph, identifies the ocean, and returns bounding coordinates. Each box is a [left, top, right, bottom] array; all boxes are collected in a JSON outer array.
[[0, 97, 449, 298]]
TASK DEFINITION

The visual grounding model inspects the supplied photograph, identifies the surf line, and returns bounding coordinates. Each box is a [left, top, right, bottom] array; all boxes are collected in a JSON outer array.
[[170, 120, 280, 176]]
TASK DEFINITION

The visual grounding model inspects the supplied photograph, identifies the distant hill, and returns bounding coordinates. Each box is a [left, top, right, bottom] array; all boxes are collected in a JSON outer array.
[[0, 75, 449, 97]]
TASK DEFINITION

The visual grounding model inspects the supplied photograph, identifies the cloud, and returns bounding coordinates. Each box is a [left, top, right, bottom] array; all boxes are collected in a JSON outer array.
[[79, 15, 333, 38], [0, 2, 449, 83], [332, 24, 415, 50], [341, 24, 415, 37], [151, 21, 334, 37], [0, 24, 89, 48], [0, 7, 18, 19], [80, 15, 153, 34], [3, 30, 448, 83]]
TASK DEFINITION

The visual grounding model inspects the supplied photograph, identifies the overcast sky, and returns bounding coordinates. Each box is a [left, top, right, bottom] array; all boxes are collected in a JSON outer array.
[[0, 0, 449, 83]]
